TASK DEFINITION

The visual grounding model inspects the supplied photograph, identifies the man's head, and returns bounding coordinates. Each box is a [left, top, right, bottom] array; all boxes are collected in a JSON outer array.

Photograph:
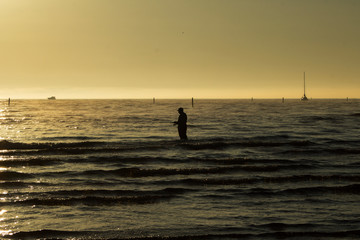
[[178, 107, 184, 113]]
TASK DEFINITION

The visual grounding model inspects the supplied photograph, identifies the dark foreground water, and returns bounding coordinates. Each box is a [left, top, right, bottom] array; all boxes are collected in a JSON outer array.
[[0, 99, 359, 239]]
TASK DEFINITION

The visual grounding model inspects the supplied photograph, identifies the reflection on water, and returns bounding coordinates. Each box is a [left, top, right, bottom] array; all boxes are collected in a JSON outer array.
[[1, 164, 11, 236], [0, 231, 12, 237], [0, 209, 12, 236]]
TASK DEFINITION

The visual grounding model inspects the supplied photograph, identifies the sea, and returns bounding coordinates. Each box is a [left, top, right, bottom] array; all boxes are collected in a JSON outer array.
[[0, 99, 359, 239]]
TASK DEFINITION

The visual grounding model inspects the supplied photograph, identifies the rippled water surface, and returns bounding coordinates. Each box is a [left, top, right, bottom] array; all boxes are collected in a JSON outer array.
[[0, 99, 360, 239]]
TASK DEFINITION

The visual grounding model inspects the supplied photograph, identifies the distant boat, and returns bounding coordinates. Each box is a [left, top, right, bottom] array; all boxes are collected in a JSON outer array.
[[301, 72, 308, 101], [48, 96, 56, 100]]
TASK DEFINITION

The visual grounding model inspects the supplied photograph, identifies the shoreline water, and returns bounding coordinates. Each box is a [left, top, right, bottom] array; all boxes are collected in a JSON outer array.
[[0, 99, 359, 239]]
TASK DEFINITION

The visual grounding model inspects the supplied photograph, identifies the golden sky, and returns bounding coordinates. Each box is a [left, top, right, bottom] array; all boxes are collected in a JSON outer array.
[[0, 0, 359, 99]]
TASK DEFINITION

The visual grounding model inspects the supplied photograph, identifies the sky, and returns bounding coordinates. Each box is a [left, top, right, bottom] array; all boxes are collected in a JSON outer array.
[[0, 0, 359, 99]]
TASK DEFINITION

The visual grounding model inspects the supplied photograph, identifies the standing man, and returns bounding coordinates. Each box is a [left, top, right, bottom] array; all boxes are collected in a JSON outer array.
[[174, 107, 188, 140]]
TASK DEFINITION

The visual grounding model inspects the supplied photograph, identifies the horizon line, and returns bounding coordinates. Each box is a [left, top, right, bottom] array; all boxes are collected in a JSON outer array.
[[2, 97, 359, 100]]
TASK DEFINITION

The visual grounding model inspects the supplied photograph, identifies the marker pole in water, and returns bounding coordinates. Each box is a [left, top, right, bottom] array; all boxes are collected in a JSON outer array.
[[153, 97, 155, 104], [192, 97, 194, 107], [8, 98, 10, 106], [282, 97, 284, 103]]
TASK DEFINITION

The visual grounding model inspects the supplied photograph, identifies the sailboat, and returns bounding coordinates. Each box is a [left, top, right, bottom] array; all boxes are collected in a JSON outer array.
[[301, 72, 308, 101]]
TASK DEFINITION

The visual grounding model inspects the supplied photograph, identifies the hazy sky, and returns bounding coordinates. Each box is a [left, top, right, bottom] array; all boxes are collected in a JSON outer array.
[[0, 0, 359, 99]]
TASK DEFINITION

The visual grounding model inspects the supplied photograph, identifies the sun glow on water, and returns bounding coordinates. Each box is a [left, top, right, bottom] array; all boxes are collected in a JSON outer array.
[[0, 209, 13, 236], [0, 173, 9, 236], [0, 230, 12, 237]]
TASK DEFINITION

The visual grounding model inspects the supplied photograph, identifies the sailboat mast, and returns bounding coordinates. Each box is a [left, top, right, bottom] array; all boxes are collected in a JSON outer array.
[[303, 72, 306, 95], [301, 71, 308, 101]]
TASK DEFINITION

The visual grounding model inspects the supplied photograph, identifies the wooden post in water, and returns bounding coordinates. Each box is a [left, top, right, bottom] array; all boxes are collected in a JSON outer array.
[[153, 97, 155, 104], [192, 97, 194, 107], [8, 98, 10, 106], [282, 97, 284, 103]]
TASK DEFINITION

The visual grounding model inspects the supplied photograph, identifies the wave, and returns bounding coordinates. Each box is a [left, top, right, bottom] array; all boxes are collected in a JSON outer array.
[[1, 187, 191, 207], [324, 139, 360, 146], [0, 171, 33, 180], [299, 115, 343, 123], [0, 154, 303, 167], [0, 138, 317, 152], [82, 166, 239, 177], [241, 184, 360, 197], [277, 184, 360, 195], [180, 175, 360, 186], [253, 222, 315, 231], [280, 147, 360, 155], [0, 140, 169, 155], [0, 155, 323, 175], [2, 137, 358, 158], [201, 184, 360, 200], [0, 181, 30, 188], [0, 140, 106, 149], [3, 193, 183, 207], [39, 136, 103, 141], [329, 148, 360, 155], [0, 181, 53, 189], [0, 157, 60, 167], [38, 164, 315, 179], [179, 139, 315, 150], [349, 113, 360, 117], [28, 187, 190, 198]]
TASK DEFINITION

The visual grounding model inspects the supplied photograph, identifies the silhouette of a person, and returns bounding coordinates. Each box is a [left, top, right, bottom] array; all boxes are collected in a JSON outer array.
[[173, 107, 188, 140]]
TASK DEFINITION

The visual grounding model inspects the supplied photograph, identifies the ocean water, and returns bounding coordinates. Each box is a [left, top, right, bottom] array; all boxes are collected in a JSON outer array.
[[0, 99, 359, 239]]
